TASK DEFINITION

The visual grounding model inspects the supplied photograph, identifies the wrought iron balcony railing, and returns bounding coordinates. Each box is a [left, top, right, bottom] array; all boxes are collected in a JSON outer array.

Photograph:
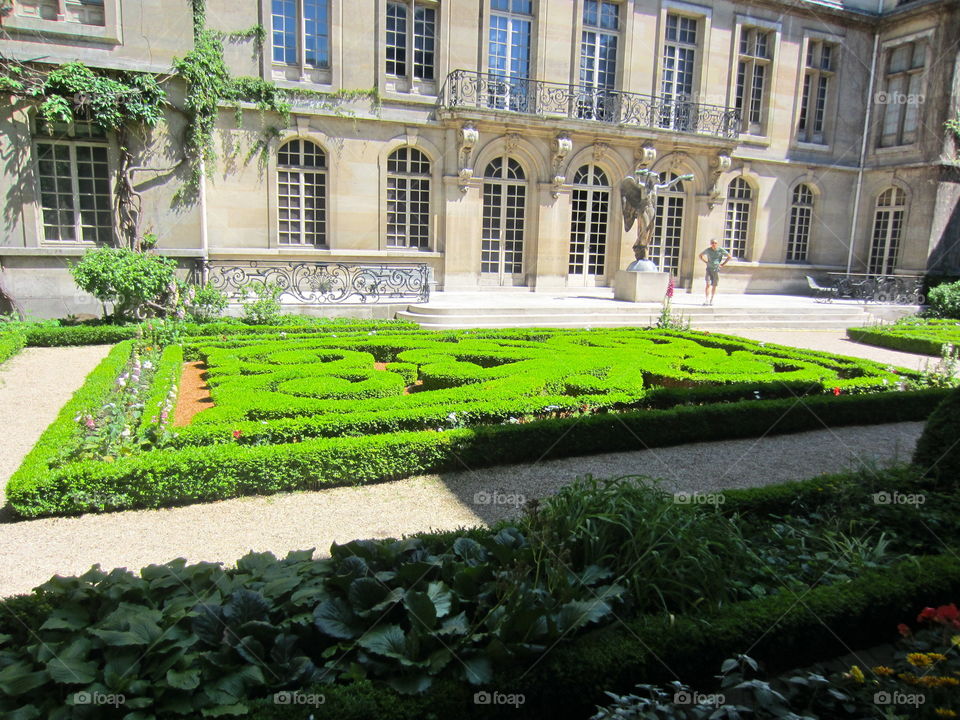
[[438, 70, 741, 141]]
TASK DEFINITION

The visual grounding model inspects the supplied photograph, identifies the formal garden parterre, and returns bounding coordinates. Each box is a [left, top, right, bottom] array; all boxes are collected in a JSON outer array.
[[5, 324, 946, 519]]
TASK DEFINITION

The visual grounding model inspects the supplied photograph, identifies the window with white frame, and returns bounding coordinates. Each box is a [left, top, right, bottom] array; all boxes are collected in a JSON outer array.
[[481, 157, 526, 279], [488, 0, 533, 111], [660, 13, 698, 131], [14, 0, 105, 26], [386, 1, 437, 82], [723, 178, 753, 260], [650, 172, 687, 276], [735, 27, 772, 135], [386, 147, 431, 249], [578, 0, 619, 121], [568, 164, 610, 277], [272, 0, 330, 69], [877, 40, 926, 148], [277, 139, 327, 246], [34, 121, 112, 243], [868, 187, 906, 275], [786, 184, 814, 262], [797, 40, 835, 144]]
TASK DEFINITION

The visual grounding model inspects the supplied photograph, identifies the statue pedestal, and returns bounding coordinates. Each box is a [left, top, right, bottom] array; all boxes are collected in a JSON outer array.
[[614, 270, 670, 303]]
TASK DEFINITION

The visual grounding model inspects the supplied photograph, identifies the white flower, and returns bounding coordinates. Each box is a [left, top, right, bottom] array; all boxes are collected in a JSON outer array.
[[120, 428, 131, 438]]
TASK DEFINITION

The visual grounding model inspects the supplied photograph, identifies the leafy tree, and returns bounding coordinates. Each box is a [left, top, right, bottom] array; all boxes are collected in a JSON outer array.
[[70, 248, 179, 322]]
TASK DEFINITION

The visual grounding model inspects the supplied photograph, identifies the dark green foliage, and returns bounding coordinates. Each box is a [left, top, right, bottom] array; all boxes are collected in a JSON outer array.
[[913, 385, 960, 484]]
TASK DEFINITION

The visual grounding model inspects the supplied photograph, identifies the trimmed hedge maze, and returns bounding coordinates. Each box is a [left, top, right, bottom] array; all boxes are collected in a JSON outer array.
[[6, 327, 942, 518], [848, 318, 960, 356]]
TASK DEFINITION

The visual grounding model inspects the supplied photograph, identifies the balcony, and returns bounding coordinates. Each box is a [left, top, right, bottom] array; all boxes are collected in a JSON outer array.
[[438, 70, 741, 141]]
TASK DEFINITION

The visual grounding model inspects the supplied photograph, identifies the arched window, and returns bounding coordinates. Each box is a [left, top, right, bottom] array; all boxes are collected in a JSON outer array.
[[277, 139, 327, 246], [386, 147, 431, 249], [481, 157, 526, 282], [650, 171, 688, 276], [786, 184, 814, 262], [723, 177, 753, 259], [868, 187, 906, 275], [568, 164, 610, 279]]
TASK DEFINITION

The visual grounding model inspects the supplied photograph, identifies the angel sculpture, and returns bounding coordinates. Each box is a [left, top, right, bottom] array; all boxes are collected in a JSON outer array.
[[620, 170, 693, 263]]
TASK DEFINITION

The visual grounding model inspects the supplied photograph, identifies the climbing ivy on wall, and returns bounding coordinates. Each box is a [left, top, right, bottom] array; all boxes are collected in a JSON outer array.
[[0, 0, 381, 246]]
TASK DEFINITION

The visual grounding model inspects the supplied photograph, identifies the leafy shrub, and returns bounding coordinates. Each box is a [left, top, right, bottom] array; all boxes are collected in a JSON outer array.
[[913, 385, 960, 485], [927, 279, 960, 319], [69, 247, 178, 322], [240, 282, 284, 325], [185, 283, 228, 322]]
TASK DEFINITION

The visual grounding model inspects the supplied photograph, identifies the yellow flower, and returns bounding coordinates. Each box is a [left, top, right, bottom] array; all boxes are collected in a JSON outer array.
[[951, 635, 960, 647], [873, 665, 896, 677], [935, 710, 957, 718], [899, 672, 919, 684], [929, 653, 949, 662], [848, 665, 865, 683], [908, 653, 934, 668]]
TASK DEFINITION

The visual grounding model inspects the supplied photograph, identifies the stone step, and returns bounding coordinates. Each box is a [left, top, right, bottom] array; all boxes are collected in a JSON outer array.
[[396, 316, 870, 331], [402, 304, 870, 318]]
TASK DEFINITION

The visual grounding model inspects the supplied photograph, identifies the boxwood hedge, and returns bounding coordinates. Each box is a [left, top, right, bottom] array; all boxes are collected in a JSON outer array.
[[6, 328, 935, 518], [0, 329, 26, 366], [848, 318, 960, 356]]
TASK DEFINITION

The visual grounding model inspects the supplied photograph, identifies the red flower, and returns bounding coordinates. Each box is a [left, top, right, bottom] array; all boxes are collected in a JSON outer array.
[[938, 604, 959, 622], [897, 623, 912, 637], [232, 429, 243, 439], [918, 607, 938, 622], [832, 387, 841, 396]]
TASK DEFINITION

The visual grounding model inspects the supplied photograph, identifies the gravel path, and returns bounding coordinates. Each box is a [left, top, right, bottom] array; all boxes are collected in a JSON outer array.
[[0, 331, 937, 597]]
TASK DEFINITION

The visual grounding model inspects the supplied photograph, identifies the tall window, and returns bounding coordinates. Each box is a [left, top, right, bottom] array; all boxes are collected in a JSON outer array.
[[481, 157, 526, 281], [797, 40, 835, 144], [723, 178, 753, 260], [277, 139, 327, 246], [568, 165, 610, 278], [386, 1, 436, 81], [488, 0, 532, 111], [736, 28, 772, 134], [386, 148, 431, 249], [660, 14, 698, 131], [786, 184, 814, 262], [650, 172, 687, 276], [878, 41, 926, 147], [578, 0, 619, 121], [35, 122, 112, 243], [272, 0, 330, 69], [868, 188, 906, 275]]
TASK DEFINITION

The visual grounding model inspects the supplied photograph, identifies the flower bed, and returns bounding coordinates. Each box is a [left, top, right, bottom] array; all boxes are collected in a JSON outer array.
[[5, 327, 938, 518], [848, 318, 960, 356], [2, 464, 960, 719]]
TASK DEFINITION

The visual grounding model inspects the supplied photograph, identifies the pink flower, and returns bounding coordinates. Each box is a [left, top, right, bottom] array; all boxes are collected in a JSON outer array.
[[832, 387, 841, 396], [665, 275, 675, 299], [897, 623, 911, 637], [232, 429, 243, 439]]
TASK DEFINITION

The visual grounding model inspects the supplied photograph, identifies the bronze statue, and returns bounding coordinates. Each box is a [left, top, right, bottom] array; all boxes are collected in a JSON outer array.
[[620, 170, 693, 262]]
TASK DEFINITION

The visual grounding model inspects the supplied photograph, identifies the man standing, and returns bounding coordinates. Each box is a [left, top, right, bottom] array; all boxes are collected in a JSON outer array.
[[698, 240, 730, 305]]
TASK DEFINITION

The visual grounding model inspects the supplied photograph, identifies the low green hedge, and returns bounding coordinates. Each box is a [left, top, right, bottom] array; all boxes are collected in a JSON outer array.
[[6, 386, 947, 518], [20, 318, 418, 347], [848, 319, 960, 356], [0, 329, 26, 366], [244, 553, 960, 720]]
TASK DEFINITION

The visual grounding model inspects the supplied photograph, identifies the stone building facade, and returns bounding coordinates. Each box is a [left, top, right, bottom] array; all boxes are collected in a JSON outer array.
[[1, 0, 958, 316]]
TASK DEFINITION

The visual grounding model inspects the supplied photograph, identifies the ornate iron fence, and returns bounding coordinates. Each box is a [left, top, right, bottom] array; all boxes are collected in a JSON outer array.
[[438, 70, 741, 140], [825, 273, 925, 304], [205, 261, 431, 304]]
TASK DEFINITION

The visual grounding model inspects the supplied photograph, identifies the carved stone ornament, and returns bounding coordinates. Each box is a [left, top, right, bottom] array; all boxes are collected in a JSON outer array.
[[634, 143, 657, 169], [708, 152, 732, 209], [592, 141, 610, 162], [551, 133, 573, 197], [504, 132, 521, 155], [457, 123, 479, 193]]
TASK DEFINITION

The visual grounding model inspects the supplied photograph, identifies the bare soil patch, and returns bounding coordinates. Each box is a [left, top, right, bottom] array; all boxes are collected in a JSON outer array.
[[373, 361, 423, 395], [174, 362, 213, 426]]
